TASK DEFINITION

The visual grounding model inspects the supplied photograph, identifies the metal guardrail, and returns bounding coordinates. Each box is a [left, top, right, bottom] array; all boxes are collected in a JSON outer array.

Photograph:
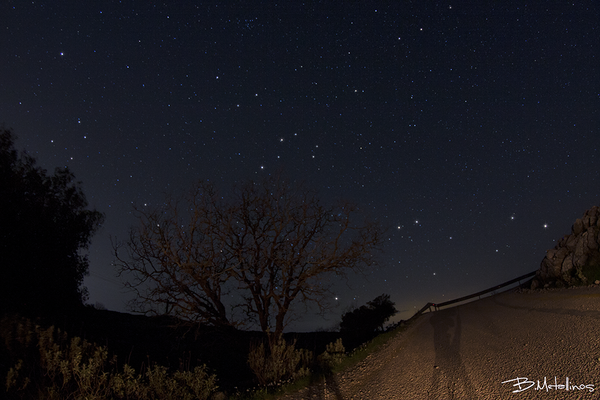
[[407, 302, 436, 322], [432, 270, 536, 311], [406, 271, 536, 321]]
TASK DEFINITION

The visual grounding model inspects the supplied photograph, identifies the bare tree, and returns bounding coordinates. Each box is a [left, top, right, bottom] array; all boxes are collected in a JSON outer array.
[[114, 176, 383, 338]]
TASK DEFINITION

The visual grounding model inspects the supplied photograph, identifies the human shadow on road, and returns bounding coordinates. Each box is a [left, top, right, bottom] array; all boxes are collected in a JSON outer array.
[[429, 308, 477, 399]]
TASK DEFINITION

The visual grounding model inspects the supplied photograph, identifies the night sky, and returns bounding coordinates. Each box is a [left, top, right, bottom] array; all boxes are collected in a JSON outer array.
[[2, 1, 599, 331]]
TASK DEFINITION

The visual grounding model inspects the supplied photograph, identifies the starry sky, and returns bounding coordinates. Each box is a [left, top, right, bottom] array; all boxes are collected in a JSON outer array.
[[2, 1, 599, 331]]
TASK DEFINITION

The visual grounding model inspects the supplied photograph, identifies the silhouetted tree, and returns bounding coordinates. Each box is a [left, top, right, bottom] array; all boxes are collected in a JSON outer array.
[[365, 293, 398, 330], [114, 175, 383, 339], [0, 128, 104, 315], [340, 294, 397, 347]]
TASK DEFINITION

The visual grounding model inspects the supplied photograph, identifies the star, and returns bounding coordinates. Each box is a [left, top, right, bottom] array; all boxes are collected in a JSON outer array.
[[4, 0, 595, 336]]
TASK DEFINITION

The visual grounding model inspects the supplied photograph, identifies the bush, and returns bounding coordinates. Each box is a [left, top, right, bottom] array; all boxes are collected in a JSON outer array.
[[340, 294, 397, 348], [581, 255, 600, 284], [316, 338, 345, 372], [2, 315, 218, 400], [110, 364, 217, 400], [247, 336, 312, 387]]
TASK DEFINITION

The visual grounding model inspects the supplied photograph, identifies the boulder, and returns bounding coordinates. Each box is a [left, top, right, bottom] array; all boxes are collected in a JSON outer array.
[[532, 206, 600, 288], [572, 218, 584, 235]]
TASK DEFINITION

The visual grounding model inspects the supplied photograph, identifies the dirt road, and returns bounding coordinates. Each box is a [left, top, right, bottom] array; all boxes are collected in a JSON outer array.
[[282, 285, 600, 399]]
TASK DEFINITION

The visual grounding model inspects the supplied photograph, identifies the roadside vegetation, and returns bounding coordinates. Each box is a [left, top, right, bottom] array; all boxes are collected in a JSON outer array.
[[237, 320, 411, 400], [581, 257, 600, 284], [2, 315, 218, 400], [1, 295, 400, 399], [0, 128, 400, 398]]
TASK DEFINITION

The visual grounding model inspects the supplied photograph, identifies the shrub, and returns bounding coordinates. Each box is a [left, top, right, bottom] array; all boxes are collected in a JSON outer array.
[[2, 315, 218, 400], [581, 255, 600, 284], [247, 335, 312, 387], [316, 338, 346, 372], [340, 294, 397, 348]]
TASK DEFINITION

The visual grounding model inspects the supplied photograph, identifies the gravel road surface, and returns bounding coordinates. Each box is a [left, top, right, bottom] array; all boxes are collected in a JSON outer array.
[[281, 285, 600, 400]]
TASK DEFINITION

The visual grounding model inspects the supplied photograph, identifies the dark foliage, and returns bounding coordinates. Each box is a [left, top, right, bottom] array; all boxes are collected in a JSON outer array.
[[0, 307, 345, 395], [340, 294, 397, 349], [0, 128, 104, 316]]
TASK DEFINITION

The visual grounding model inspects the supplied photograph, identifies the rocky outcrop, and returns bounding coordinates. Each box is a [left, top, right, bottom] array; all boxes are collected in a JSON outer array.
[[531, 205, 600, 289]]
